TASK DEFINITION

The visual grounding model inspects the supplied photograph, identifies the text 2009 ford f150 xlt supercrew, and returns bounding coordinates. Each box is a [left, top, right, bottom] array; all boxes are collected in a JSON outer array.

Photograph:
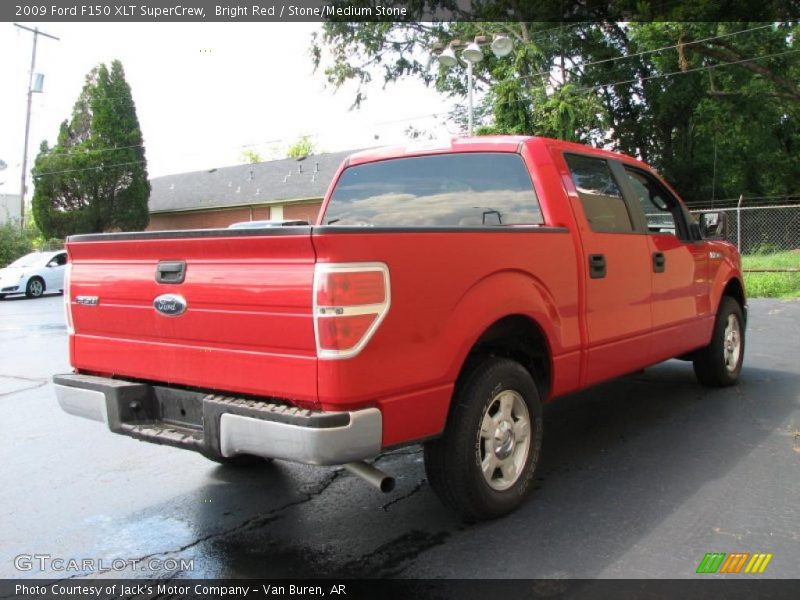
[[55, 136, 746, 520]]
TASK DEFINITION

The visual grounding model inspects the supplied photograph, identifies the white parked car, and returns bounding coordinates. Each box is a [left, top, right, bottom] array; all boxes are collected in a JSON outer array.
[[0, 250, 68, 299]]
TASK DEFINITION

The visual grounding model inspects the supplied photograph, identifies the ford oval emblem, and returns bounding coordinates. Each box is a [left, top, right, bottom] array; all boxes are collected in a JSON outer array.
[[153, 294, 187, 316]]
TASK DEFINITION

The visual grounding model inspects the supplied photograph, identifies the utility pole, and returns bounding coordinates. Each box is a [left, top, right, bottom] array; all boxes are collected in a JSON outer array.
[[14, 23, 59, 228]]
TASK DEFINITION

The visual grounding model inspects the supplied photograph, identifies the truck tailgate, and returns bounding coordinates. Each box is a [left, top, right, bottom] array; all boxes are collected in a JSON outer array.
[[67, 230, 318, 403]]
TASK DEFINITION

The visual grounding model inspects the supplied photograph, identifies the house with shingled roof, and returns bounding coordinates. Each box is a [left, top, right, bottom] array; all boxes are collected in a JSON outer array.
[[146, 149, 356, 230]]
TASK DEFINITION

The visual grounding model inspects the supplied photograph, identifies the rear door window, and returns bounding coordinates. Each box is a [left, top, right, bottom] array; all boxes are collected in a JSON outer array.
[[324, 152, 543, 227], [565, 154, 634, 233]]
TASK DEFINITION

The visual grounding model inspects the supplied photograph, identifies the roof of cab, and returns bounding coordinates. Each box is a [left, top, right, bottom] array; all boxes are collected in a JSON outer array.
[[344, 135, 647, 170], [346, 136, 533, 166]]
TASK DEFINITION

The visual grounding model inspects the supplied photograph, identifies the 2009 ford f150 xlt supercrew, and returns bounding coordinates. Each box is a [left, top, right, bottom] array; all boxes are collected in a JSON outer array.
[[55, 136, 746, 520]]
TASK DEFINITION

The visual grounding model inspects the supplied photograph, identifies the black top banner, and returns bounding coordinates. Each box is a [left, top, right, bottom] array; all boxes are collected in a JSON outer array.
[[4, 0, 800, 22]]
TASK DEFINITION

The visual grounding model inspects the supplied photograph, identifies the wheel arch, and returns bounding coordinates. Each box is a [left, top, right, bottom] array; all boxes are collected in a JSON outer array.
[[439, 269, 565, 404], [722, 276, 745, 309], [459, 314, 553, 401]]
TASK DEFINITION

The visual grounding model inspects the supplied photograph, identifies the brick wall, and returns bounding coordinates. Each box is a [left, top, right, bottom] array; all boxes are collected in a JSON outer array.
[[147, 206, 271, 231], [284, 202, 323, 224], [146, 201, 323, 231]]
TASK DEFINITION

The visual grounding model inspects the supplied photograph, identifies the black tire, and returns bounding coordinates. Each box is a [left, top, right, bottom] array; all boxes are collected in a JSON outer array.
[[693, 296, 745, 387], [25, 277, 45, 298], [424, 356, 543, 521], [0, 294, 5, 300], [207, 454, 272, 467]]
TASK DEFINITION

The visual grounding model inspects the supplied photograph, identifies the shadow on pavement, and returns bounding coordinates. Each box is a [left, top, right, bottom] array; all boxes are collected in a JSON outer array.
[[169, 361, 797, 578]]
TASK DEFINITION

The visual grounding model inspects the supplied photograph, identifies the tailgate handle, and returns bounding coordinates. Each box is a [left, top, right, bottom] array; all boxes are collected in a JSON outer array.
[[156, 261, 186, 284]]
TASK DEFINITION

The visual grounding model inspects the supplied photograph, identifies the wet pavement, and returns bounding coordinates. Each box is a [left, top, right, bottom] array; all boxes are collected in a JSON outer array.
[[1, 293, 798, 579]]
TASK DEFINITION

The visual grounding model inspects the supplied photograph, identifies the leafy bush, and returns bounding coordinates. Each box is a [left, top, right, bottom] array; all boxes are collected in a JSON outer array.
[[286, 136, 315, 159], [0, 223, 37, 267], [0, 222, 64, 267]]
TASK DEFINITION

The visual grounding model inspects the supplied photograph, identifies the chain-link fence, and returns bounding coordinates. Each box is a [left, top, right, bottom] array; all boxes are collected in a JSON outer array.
[[690, 204, 800, 255]]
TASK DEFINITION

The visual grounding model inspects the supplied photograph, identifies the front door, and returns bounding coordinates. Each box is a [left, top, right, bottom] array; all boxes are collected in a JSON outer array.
[[562, 153, 653, 386], [43, 252, 67, 291], [619, 166, 711, 359]]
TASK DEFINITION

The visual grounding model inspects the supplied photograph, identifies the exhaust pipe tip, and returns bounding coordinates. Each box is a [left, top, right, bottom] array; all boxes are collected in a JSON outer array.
[[344, 461, 395, 493], [379, 475, 396, 493]]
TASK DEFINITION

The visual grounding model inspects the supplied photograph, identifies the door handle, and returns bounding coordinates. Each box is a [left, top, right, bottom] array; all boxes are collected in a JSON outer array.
[[155, 261, 186, 284], [588, 254, 606, 279], [652, 252, 666, 273]]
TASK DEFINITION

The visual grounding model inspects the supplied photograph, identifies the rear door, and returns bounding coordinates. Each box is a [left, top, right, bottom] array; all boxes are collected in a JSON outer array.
[[561, 153, 653, 385]]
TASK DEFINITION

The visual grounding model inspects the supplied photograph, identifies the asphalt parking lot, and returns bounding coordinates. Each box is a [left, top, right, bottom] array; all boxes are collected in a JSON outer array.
[[1, 293, 798, 580]]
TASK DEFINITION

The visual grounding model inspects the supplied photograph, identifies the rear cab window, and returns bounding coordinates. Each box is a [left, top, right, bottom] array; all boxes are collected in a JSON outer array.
[[323, 152, 543, 227]]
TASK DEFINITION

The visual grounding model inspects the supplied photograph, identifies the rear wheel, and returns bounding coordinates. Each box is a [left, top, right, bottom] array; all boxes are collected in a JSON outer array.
[[424, 357, 543, 521], [26, 277, 45, 298], [693, 296, 745, 386]]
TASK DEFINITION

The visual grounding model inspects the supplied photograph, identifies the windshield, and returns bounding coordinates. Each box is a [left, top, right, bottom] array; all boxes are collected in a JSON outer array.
[[8, 252, 45, 268], [324, 152, 543, 227]]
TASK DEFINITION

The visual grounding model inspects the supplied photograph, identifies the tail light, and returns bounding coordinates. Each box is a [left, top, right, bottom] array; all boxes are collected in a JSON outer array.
[[313, 262, 390, 359], [64, 261, 74, 335]]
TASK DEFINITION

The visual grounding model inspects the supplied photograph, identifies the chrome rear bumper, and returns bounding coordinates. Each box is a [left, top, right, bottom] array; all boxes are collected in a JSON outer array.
[[54, 373, 382, 466]]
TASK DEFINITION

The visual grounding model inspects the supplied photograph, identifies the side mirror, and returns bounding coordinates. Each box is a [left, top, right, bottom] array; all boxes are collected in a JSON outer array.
[[699, 211, 728, 240]]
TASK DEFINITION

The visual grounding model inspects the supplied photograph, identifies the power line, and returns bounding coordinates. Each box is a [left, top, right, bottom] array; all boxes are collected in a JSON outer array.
[[34, 111, 448, 159], [33, 160, 146, 178], [36, 25, 791, 163], [31, 44, 797, 178], [573, 47, 800, 95], [29, 45, 800, 177], [496, 23, 777, 87], [475, 46, 800, 116], [39, 143, 146, 158]]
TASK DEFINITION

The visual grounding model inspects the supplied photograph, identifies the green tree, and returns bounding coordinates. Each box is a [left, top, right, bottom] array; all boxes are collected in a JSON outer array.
[[313, 17, 799, 205], [32, 60, 150, 237]]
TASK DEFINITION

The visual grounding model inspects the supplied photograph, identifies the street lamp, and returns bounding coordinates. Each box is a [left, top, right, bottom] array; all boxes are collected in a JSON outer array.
[[490, 34, 514, 58], [433, 35, 515, 136], [437, 46, 458, 68]]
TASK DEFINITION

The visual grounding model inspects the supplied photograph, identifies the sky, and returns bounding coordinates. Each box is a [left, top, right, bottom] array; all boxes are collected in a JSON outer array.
[[0, 22, 458, 196]]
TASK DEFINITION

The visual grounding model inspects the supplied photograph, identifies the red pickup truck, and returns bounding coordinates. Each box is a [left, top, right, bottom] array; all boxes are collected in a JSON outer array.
[[55, 136, 746, 520]]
